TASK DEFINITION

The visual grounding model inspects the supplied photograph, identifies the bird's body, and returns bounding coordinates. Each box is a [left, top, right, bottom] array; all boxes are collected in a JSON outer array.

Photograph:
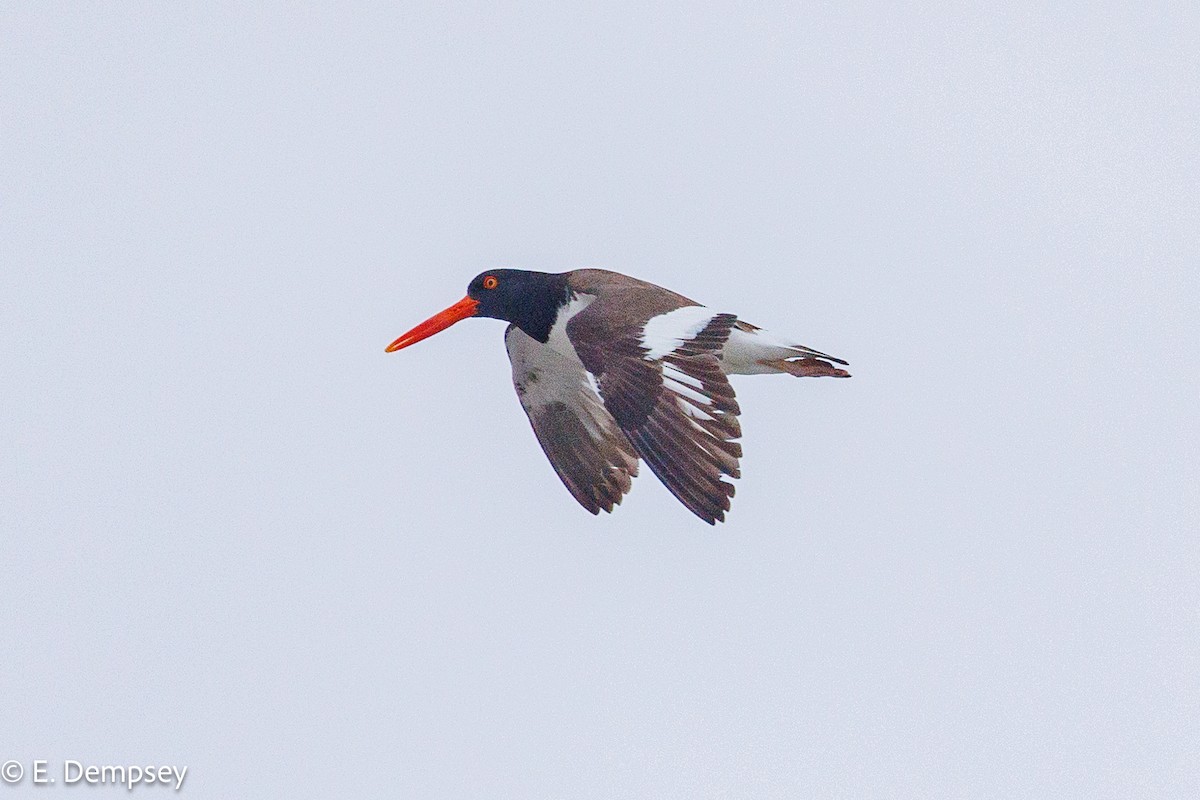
[[387, 268, 848, 523]]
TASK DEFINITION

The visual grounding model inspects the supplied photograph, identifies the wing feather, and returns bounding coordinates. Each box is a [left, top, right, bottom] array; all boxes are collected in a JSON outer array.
[[505, 325, 639, 515], [568, 308, 744, 524]]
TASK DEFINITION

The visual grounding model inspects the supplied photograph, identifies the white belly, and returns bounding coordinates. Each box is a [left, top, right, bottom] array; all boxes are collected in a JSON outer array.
[[719, 326, 810, 374]]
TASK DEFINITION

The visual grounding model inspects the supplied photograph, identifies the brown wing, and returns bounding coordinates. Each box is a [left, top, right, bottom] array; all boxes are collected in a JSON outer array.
[[568, 305, 742, 524], [504, 325, 640, 515]]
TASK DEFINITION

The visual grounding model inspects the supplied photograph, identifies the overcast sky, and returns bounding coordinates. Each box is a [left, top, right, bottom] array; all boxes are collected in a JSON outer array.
[[2, 3, 1197, 798]]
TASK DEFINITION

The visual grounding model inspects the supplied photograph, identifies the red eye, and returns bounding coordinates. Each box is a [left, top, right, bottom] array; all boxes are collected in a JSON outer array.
[[482, 275, 499, 290]]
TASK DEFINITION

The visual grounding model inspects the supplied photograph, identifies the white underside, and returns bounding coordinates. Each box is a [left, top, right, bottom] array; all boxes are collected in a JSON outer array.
[[506, 323, 611, 440], [718, 325, 815, 375]]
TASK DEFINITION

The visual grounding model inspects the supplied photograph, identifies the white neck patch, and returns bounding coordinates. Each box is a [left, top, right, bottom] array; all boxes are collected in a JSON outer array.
[[546, 292, 597, 357]]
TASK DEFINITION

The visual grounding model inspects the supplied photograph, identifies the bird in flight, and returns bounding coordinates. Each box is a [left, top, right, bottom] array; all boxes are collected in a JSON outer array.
[[386, 269, 849, 524]]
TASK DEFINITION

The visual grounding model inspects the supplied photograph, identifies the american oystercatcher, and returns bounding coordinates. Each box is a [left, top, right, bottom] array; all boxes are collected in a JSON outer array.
[[386, 269, 849, 524]]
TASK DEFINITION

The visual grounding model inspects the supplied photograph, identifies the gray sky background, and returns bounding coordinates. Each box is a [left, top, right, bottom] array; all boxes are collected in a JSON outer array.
[[2, 3, 1197, 798]]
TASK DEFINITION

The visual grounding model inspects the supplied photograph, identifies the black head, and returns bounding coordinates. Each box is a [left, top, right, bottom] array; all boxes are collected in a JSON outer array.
[[466, 269, 570, 343], [385, 269, 571, 353]]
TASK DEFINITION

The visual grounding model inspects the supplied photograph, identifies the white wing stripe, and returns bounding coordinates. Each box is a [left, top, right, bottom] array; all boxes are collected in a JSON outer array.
[[678, 400, 716, 422], [663, 374, 713, 407], [640, 306, 718, 360], [661, 360, 705, 389]]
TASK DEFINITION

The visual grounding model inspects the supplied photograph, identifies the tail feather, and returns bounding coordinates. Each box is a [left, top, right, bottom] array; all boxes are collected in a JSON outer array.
[[784, 344, 849, 366], [758, 357, 851, 378], [721, 321, 850, 377]]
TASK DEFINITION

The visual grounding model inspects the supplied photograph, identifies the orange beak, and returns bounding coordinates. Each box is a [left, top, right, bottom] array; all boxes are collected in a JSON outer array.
[[385, 296, 480, 352]]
